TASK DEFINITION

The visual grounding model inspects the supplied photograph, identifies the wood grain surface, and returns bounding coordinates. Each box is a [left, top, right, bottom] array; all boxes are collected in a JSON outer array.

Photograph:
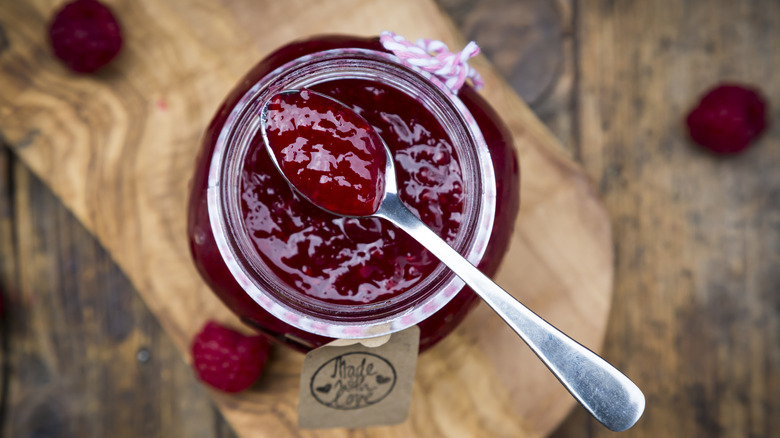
[[551, 1, 780, 437], [2, 0, 779, 437], [0, 0, 614, 437]]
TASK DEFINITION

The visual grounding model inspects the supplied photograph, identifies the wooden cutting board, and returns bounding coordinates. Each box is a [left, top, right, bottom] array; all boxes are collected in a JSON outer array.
[[0, 0, 613, 436]]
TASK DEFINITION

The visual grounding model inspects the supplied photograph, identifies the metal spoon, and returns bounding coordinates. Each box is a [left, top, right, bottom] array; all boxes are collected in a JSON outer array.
[[260, 90, 645, 432]]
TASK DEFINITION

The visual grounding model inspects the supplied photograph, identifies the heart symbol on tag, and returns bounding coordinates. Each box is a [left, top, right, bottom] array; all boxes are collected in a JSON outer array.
[[315, 383, 332, 394], [376, 375, 391, 384]]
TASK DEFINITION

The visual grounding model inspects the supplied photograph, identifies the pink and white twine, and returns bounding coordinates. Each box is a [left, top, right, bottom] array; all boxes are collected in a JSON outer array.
[[379, 31, 485, 92]]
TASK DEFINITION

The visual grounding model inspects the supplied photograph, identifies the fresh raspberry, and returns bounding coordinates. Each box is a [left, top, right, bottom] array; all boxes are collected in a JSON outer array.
[[48, 0, 123, 74], [685, 84, 768, 154], [191, 321, 271, 393]]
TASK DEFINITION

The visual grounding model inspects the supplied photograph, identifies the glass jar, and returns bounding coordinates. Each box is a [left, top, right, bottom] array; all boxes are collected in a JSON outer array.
[[187, 35, 519, 352]]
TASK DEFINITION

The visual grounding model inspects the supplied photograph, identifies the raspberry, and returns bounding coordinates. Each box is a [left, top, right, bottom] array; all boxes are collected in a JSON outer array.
[[685, 84, 768, 154], [191, 321, 271, 393], [48, 0, 123, 74]]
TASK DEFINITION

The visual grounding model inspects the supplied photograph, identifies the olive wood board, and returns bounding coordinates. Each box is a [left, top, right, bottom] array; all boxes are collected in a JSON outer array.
[[0, 0, 613, 437]]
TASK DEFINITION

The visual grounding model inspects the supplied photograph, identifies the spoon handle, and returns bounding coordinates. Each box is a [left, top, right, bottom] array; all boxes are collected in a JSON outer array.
[[377, 195, 645, 432]]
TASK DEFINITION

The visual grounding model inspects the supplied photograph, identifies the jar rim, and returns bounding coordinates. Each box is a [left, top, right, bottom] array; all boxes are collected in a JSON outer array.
[[207, 47, 496, 339]]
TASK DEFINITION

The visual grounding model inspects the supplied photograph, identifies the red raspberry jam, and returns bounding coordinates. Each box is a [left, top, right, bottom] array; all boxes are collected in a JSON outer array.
[[260, 89, 387, 217], [244, 82, 464, 305], [188, 36, 519, 352]]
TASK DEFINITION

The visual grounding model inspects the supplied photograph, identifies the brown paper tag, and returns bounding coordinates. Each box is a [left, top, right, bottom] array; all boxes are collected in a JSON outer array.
[[297, 326, 420, 429]]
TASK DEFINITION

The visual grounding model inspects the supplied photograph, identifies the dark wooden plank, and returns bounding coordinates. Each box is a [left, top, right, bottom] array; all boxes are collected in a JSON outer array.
[[0, 147, 237, 438], [551, 0, 780, 437], [439, 0, 578, 155], [0, 146, 15, 437]]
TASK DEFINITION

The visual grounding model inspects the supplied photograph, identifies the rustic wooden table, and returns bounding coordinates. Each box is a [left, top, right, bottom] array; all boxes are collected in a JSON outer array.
[[1, 0, 778, 437]]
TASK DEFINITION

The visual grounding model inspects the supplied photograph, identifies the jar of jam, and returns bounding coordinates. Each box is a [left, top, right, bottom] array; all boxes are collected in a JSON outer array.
[[187, 35, 519, 352]]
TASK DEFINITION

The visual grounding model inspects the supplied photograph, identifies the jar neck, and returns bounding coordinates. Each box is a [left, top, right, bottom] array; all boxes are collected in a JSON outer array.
[[207, 48, 496, 339]]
